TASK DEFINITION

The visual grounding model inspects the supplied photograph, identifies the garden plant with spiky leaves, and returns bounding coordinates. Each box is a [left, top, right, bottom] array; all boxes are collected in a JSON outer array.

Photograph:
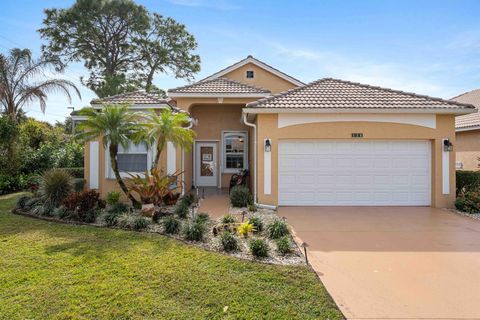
[[76, 104, 140, 207]]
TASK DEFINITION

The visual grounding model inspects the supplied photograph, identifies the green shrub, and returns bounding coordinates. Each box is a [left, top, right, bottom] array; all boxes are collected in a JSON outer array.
[[276, 236, 292, 255], [175, 201, 190, 219], [248, 216, 264, 233], [72, 178, 86, 192], [117, 213, 150, 230], [25, 197, 41, 209], [15, 195, 32, 210], [220, 231, 239, 252], [181, 193, 196, 206], [58, 167, 84, 178], [267, 219, 289, 239], [53, 206, 71, 219], [230, 186, 252, 207], [38, 204, 54, 216], [221, 214, 236, 224], [183, 220, 206, 241], [108, 202, 129, 214], [455, 191, 480, 213], [39, 169, 73, 207], [104, 202, 129, 226], [163, 216, 181, 234], [0, 174, 29, 195], [196, 212, 210, 224], [456, 170, 480, 195], [248, 203, 257, 212], [106, 191, 121, 205], [249, 238, 269, 257]]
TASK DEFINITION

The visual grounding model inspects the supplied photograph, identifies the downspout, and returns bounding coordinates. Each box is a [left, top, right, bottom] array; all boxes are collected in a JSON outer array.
[[242, 112, 257, 204], [181, 119, 194, 196]]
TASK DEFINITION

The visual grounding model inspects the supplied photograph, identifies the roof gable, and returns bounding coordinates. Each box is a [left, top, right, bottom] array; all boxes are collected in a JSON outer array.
[[452, 89, 480, 130], [202, 55, 304, 87], [246, 78, 475, 114]]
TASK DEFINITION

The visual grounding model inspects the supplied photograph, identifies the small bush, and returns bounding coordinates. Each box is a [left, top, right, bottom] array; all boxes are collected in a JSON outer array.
[[456, 170, 480, 195], [58, 167, 84, 178], [248, 203, 257, 212], [181, 193, 196, 206], [53, 206, 70, 219], [249, 238, 269, 257], [276, 236, 292, 255], [455, 191, 480, 213], [248, 216, 264, 232], [38, 204, 54, 216], [267, 219, 289, 239], [39, 169, 73, 207], [230, 186, 252, 207], [25, 197, 41, 209], [15, 195, 32, 210], [221, 214, 236, 224], [163, 216, 181, 234], [117, 213, 149, 230], [63, 190, 102, 222], [0, 174, 30, 195], [106, 191, 121, 205], [238, 222, 255, 238], [104, 202, 129, 226], [196, 212, 210, 224], [183, 220, 206, 241], [175, 201, 190, 218], [108, 202, 129, 214], [220, 231, 239, 252], [72, 178, 86, 192]]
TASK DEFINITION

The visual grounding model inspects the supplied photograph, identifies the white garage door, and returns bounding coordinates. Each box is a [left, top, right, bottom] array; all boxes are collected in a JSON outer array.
[[278, 140, 431, 206]]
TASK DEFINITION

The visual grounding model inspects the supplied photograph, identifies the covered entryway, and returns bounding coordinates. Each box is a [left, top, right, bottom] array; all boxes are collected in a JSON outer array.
[[281, 206, 480, 319], [278, 140, 431, 206]]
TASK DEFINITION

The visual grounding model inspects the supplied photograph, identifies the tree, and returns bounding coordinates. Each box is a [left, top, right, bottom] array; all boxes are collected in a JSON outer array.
[[0, 48, 81, 121], [76, 104, 140, 206], [39, 0, 200, 97], [136, 109, 195, 169], [137, 13, 200, 92]]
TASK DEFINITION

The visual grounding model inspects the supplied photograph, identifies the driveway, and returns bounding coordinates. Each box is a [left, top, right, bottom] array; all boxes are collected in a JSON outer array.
[[279, 207, 480, 320]]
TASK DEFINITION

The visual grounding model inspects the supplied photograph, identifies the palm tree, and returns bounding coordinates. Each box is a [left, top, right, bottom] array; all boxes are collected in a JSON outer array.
[[76, 104, 140, 207], [137, 109, 195, 169], [0, 48, 81, 121]]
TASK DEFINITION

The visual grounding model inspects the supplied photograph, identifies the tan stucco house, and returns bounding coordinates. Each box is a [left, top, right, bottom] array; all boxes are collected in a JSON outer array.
[[452, 89, 480, 170], [75, 56, 474, 208]]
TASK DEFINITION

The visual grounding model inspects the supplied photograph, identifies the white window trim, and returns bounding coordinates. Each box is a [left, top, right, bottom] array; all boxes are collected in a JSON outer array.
[[105, 141, 153, 179], [221, 131, 248, 174]]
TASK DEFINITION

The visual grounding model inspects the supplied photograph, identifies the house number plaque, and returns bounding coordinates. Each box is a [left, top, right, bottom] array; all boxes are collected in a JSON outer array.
[[351, 133, 364, 138]]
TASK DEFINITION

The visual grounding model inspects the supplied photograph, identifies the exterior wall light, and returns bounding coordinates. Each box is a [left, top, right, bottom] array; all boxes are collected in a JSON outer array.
[[264, 139, 271, 152], [443, 139, 453, 152]]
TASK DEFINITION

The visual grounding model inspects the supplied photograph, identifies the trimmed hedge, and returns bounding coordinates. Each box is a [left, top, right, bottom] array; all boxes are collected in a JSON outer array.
[[456, 170, 480, 195]]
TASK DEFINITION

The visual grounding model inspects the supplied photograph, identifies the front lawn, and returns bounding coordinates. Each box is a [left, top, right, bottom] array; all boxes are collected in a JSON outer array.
[[0, 193, 343, 319]]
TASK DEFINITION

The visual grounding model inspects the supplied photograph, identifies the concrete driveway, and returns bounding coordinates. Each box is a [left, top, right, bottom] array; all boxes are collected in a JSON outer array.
[[279, 207, 480, 320]]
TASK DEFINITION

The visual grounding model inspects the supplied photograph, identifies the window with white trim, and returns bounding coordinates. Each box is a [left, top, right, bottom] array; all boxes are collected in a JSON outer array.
[[223, 132, 247, 173], [106, 141, 152, 178]]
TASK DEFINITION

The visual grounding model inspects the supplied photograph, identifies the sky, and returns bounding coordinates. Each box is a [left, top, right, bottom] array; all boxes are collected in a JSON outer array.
[[1, 0, 480, 123]]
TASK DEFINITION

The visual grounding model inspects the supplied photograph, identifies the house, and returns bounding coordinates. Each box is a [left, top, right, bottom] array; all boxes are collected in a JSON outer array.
[[452, 89, 480, 170], [75, 56, 474, 208]]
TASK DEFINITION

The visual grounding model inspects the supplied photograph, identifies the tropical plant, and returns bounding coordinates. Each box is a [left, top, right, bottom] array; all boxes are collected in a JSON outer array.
[[127, 168, 179, 205], [237, 222, 255, 238], [220, 231, 239, 252], [76, 105, 140, 206], [180, 193, 196, 206], [106, 191, 121, 205], [267, 219, 289, 239], [276, 236, 292, 255], [248, 216, 264, 233], [136, 109, 195, 169], [221, 214, 236, 224], [249, 238, 269, 258], [117, 213, 149, 230], [183, 220, 206, 241], [175, 201, 190, 219], [0, 48, 80, 121], [38, 169, 73, 207], [163, 215, 180, 234], [196, 212, 210, 224]]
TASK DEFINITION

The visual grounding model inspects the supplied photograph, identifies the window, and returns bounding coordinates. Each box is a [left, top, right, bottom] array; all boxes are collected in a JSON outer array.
[[107, 141, 151, 178], [223, 132, 247, 173], [246, 70, 254, 79]]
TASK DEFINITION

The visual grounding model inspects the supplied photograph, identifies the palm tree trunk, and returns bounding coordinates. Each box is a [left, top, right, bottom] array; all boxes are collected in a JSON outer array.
[[109, 144, 140, 207], [152, 139, 165, 171]]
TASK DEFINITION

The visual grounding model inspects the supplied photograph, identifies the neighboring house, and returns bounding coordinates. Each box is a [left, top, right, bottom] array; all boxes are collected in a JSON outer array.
[[452, 89, 480, 170], [74, 55, 474, 208]]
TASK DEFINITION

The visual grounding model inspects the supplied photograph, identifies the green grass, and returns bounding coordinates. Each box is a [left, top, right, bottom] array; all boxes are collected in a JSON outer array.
[[0, 193, 343, 320]]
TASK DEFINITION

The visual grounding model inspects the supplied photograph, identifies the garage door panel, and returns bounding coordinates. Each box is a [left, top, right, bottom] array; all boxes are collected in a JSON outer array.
[[278, 140, 431, 206]]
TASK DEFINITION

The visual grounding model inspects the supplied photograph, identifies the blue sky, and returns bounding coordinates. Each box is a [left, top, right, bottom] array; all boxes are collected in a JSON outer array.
[[1, 0, 480, 123]]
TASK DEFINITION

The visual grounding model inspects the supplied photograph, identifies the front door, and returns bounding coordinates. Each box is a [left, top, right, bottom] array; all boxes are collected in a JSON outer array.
[[195, 142, 217, 187]]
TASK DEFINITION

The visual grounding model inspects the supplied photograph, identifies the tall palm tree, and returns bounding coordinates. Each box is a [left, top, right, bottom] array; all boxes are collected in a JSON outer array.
[[76, 104, 140, 207], [0, 48, 81, 121], [137, 109, 195, 169]]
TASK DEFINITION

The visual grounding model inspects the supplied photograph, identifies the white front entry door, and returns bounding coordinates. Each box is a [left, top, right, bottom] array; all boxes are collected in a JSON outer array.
[[195, 142, 218, 187], [278, 140, 431, 206]]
